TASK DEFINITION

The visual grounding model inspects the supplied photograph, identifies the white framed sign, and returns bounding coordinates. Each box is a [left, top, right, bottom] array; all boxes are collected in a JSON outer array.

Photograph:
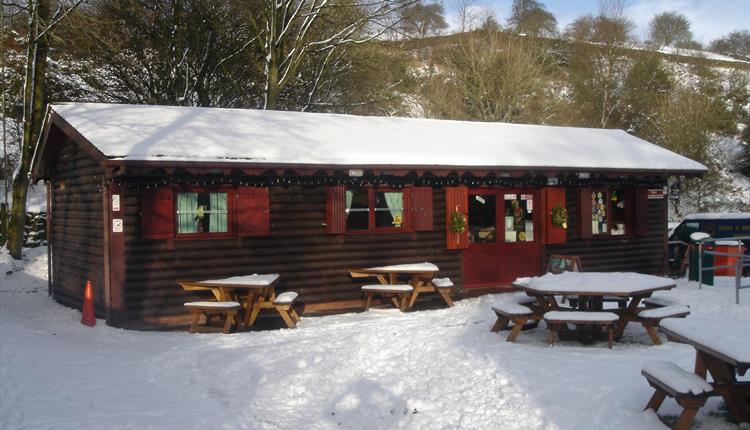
[[112, 194, 121, 211], [112, 218, 123, 233]]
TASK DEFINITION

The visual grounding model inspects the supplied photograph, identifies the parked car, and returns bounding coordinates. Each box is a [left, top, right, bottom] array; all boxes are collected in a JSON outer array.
[[667, 212, 750, 276]]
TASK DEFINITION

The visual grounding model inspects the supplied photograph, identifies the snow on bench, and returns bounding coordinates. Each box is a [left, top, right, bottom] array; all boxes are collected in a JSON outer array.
[[544, 311, 619, 348], [184, 301, 241, 308], [361, 284, 414, 293], [641, 361, 713, 430], [639, 305, 690, 320], [543, 311, 619, 323], [643, 296, 679, 308], [493, 302, 532, 316], [641, 361, 713, 396], [184, 301, 241, 334], [361, 284, 414, 311], [273, 292, 299, 305], [432, 277, 453, 288], [491, 302, 536, 342]]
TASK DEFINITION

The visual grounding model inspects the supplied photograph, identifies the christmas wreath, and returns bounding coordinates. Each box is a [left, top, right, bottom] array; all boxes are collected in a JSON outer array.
[[551, 204, 568, 229], [449, 209, 467, 234]]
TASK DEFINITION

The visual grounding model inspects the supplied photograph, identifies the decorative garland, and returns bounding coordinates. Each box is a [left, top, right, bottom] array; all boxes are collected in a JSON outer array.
[[551, 204, 568, 229], [449, 209, 467, 234]]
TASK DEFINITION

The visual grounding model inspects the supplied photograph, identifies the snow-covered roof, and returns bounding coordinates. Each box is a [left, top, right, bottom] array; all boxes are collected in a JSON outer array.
[[684, 212, 750, 220], [48, 103, 708, 173]]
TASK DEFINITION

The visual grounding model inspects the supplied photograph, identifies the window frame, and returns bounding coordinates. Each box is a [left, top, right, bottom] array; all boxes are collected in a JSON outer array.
[[588, 188, 631, 238], [173, 185, 236, 240], [345, 187, 411, 234]]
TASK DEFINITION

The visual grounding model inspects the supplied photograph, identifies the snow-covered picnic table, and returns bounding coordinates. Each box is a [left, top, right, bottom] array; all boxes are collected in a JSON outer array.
[[179, 274, 298, 329], [659, 317, 750, 423], [348, 262, 454, 309], [514, 271, 677, 341]]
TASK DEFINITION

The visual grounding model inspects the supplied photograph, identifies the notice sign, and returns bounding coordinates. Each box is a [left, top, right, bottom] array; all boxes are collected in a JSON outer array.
[[112, 194, 121, 211], [112, 218, 123, 233], [647, 189, 665, 199]]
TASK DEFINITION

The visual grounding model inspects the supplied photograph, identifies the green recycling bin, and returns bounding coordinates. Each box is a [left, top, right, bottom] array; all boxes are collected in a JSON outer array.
[[688, 232, 714, 285]]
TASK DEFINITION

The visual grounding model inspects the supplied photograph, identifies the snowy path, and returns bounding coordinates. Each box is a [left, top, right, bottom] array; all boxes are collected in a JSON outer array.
[[1, 248, 748, 430]]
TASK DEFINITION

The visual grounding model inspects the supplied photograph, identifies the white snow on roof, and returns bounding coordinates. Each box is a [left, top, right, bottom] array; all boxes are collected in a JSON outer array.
[[50, 103, 707, 173], [684, 212, 750, 220]]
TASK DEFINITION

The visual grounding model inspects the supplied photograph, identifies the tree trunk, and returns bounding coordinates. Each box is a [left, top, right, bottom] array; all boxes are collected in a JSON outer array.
[[7, 0, 50, 259]]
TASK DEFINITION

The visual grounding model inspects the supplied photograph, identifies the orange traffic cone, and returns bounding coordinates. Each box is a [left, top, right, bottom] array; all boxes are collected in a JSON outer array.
[[81, 280, 96, 327]]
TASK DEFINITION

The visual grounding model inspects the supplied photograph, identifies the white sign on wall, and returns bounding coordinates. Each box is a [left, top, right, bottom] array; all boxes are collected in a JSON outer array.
[[112, 194, 121, 211], [112, 218, 123, 233]]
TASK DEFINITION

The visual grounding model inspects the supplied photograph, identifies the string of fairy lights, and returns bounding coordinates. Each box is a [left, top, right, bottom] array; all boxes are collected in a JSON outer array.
[[109, 169, 668, 190]]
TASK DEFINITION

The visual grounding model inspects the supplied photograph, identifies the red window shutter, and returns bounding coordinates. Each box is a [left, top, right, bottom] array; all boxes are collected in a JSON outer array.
[[543, 187, 567, 244], [445, 186, 469, 250], [236, 187, 270, 237], [578, 187, 592, 239], [141, 186, 174, 240], [326, 185, 347, 234], [634, 188, 649, 237], [411, 187, 433, 232]]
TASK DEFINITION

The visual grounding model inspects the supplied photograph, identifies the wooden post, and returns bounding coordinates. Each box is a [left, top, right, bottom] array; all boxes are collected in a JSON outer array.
[[104, 181, 126, 325]]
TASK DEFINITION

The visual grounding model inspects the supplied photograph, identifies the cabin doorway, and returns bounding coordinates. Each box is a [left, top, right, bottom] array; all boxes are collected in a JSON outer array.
[[462, 188, 542, 288]]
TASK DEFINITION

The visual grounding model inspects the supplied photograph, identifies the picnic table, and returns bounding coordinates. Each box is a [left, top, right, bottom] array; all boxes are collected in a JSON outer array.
[[660, 317, 750, 423], [514, 271, 676, 339], [180, 274, 298, 329], [348, 262, 454, 310]]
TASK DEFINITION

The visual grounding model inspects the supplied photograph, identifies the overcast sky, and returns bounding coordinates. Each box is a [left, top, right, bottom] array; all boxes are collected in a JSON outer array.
[[449, 0, 750, 44]]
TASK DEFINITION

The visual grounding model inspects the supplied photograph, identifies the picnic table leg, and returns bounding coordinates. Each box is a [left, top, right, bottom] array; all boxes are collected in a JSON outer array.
[[491, 315, 510, 333], [435, 287, 455, 307], [642, 320, 662, 345], [222, 310, 236, 334], [188, 308, 202, 333], [276, 307, 297, 328], [703, 353, 750, 422], [242, 291, 258, 328], [644, 388, 667, 412], [364, 292, 374, 310], [507, 316, 528, 342], [246, 299, 264, 328], [548, 324, 557, 347], [613, 296, 644, 339], [607, 324, 614, 349], [694, 351, 707, 379]]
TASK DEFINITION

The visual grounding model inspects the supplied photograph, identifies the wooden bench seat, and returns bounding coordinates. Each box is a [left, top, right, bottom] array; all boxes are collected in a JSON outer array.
[[184, 301, 241, 334], [491, 302, 535, 342], [641, 361, 713, 430], [642, 296, 678, 308], [544, 311, 619, 349], [638, 305, 691, 345], [362, 284, 414, 311], [245, 291, 301, 329]]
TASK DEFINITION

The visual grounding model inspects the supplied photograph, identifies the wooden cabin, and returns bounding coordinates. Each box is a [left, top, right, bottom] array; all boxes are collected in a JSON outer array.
[[31, 103, 707, 328]]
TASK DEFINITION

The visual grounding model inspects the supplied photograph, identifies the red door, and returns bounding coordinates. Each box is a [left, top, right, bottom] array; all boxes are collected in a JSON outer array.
[[463, 188, 542, 287]]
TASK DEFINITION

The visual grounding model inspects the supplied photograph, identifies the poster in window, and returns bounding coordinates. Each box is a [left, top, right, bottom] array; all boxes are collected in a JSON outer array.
[[525, 221, 534, 241]]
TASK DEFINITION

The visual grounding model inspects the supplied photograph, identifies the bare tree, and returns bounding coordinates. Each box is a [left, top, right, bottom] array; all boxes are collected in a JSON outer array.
[[710, 30, 750, 60], [398, 1, 448, 39], [247, 0, 413, 110], [5, 0, 85, 259], [422, 30, 553, 123], [648, 11, 693, 48], [567, 0, 633, 128], [507, 0, 557, 37]]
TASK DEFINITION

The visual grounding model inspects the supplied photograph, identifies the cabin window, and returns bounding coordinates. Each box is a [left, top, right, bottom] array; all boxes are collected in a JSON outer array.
[[342, 188, 408, 233], [141, 186, 270, 240], [504, 194, 534, 242], [176, 191, 229, 234], [590, 189, 627, 236], [469, 194, 496, 243]]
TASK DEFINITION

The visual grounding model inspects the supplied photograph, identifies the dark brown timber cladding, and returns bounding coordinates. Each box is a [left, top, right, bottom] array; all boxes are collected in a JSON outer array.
[[48, 139, 106, 314], [545, 188, 668, 274], [121, 186, 461, 322]]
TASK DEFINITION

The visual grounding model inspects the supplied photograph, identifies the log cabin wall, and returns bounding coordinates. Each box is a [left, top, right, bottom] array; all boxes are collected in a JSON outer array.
[[545, 188, 668, 274], [119, 186, 462, 324], [48, 139, 106, 314]]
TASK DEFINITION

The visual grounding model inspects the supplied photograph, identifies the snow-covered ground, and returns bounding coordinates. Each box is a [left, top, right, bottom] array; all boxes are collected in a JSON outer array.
[[1, 247, 749, 430]]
